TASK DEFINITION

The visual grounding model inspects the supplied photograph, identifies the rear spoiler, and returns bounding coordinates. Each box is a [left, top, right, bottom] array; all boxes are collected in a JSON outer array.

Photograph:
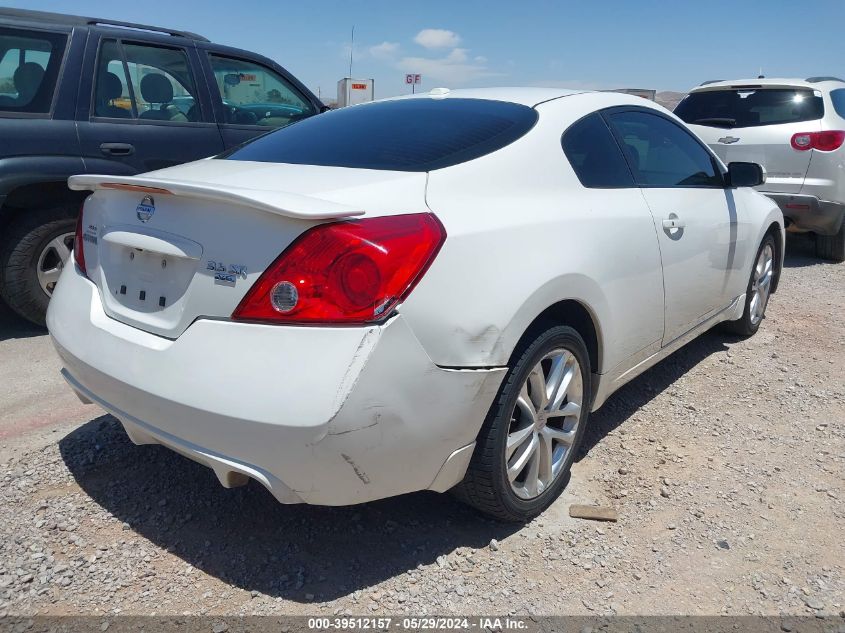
[[692, 83, 821, 93], [68, 174, 365, 221]]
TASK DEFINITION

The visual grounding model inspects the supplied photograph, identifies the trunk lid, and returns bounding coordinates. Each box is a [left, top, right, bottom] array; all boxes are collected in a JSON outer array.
[[70, 160, 428, 338]]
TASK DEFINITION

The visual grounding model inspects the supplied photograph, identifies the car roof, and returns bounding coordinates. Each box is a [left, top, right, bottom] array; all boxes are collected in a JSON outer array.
[[382, 87, 587, 107], [691, 77, 845, 92], [373, 87, 671, 119], [0, 7, 209, 42]]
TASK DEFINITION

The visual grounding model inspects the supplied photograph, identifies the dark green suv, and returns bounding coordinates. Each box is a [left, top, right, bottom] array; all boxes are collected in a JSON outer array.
[[0, 8, 324, 324]]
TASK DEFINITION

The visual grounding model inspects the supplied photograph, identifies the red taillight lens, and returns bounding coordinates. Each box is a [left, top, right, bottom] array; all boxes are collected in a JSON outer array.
[[232, 213, 446, 324], [73, 203, 87, 276], [791, 130, 845, 151], [814, 130, 845, 151]]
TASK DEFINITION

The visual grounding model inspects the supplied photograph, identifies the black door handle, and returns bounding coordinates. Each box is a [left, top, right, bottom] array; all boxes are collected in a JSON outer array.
[[99, 142, 135, 156]]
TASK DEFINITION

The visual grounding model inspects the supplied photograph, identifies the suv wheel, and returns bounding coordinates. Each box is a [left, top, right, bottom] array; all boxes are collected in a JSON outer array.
[[456, 325, 591, 522], [816, 224, 845, 262], [0, 206, 77, 326]]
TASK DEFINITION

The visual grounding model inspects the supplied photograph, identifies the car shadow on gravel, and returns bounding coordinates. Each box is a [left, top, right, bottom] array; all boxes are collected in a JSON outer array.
[[0, 301, 44, 341], [579, 331, 732, 457], [59, 415, 522, 602]]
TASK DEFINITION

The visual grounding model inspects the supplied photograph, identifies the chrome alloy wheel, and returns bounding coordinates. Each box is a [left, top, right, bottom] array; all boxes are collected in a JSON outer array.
[[505, 348, 584, 500], [749, 243, 774, 326], [36, 232, 75, 297]]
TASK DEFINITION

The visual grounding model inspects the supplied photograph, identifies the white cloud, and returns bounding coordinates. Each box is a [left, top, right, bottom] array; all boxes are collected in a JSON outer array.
[[414, 29, 461, 49], [369, 41, 400, 60], [445, 48, 468, 63], [396, 50, 500, 85], [355, 30, 498, 86], [530, 79, 608, 91]]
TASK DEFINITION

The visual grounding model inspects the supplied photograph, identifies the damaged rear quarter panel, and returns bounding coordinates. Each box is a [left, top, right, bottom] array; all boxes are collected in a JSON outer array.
[[301, 316, 506, 506]]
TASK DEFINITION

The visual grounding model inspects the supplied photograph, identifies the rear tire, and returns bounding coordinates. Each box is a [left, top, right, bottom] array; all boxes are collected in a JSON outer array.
[[816, 224, 845, 262], [456, 325, 591, 522], [722, 234, 776, 337], [0, 206, 77, 326]]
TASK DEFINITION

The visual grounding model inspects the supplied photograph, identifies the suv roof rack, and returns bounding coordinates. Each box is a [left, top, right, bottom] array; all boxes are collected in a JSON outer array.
[[0, 8, 209, 42], [699, 80, 725, 86], [806, 76, 845, 83]]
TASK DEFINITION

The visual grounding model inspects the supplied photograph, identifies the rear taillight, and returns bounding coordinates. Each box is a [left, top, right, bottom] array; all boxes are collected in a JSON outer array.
[[232, 213, 446, 324], [73, 203, 87, 276], [791, 130, 845, 152]]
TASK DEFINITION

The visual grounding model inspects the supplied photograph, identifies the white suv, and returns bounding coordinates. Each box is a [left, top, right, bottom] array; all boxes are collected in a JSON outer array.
[[676, 77, 845, 261]]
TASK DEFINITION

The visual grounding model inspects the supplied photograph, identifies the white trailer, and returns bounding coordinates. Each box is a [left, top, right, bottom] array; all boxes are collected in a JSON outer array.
[[337, 78, 374, 107]]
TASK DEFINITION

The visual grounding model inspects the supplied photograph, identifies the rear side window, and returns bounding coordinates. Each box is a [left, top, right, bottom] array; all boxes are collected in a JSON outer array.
[[0, 27, 67, 114], [223, 98, 538, 171], [675, 88, 824, 128], [562, 113, 633, 188], [93, 39, 200, 122], [830, 89, 845, 119]]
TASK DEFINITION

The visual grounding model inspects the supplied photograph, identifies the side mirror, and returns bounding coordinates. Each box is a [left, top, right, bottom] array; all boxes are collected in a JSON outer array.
[[727, 162, 766, 188]]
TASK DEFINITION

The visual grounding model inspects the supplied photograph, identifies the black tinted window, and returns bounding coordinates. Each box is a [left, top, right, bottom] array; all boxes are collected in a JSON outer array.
[[675, 88, 824, 128], [831, 89, 845, 119], [562, 113, 633, 188], [608, 111, 722, 187], [223, 98, 538, 171], [0, 27, 67, 114]]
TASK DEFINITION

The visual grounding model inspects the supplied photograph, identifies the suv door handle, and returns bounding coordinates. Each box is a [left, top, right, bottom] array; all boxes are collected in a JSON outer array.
[[99, 143, 135, 156], [662, 216, 686, 230]]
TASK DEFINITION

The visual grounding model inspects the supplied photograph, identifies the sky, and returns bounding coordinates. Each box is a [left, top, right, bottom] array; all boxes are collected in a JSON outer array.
[[7, 0, 845, 101]]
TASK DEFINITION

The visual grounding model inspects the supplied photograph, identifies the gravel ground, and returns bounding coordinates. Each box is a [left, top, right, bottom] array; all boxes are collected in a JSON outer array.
[[0, 234, 843, 617]]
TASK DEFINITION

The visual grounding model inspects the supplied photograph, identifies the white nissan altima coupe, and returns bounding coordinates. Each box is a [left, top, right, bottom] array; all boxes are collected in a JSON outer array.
[[48, 88, 784, 521]]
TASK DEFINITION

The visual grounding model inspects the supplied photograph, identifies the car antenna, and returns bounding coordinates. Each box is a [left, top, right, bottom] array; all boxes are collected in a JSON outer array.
[[758, 67, 765, 79]]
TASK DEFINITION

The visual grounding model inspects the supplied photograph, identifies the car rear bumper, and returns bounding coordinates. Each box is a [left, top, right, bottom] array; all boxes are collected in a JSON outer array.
[[47, 263, 506, 506], [762, 193, 845, 236]]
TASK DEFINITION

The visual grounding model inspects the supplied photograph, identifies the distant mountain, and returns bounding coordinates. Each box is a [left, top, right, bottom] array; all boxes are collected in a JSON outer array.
[[655, 91, 687, 111]]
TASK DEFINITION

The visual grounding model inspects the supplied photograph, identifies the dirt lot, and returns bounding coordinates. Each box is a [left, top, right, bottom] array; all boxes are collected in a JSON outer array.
[[0, 234, 843, 618]]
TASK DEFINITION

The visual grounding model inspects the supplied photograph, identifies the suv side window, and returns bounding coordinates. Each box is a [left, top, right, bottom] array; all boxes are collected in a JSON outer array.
[[0, 27, 67, 114], [94, 39, 201, 122], [208, 54, 315, 128], [607, 110, 723, 188], [831, 89, 845, 119], [562, 113, 634, 188]]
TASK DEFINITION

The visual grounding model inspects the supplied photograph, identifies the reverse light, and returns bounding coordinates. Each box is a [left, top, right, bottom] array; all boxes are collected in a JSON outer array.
[[232, 213, 446, 324], [790, 130, 845, 152], [73, 203, 87, 276]]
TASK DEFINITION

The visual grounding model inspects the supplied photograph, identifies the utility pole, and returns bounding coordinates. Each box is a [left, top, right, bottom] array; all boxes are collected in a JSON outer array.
[[349, 26, 355, 78]]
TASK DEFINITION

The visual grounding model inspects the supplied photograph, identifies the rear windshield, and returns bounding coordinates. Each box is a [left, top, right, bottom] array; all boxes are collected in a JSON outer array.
[[675, 88, 824, 128], [0, 27, 68, 114], [222, 98, 538, 171]]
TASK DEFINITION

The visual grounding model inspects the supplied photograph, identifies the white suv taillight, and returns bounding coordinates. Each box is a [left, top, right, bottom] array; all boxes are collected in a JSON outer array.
[[790, 130, 845, 152], [232, 213, 446, 324]]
